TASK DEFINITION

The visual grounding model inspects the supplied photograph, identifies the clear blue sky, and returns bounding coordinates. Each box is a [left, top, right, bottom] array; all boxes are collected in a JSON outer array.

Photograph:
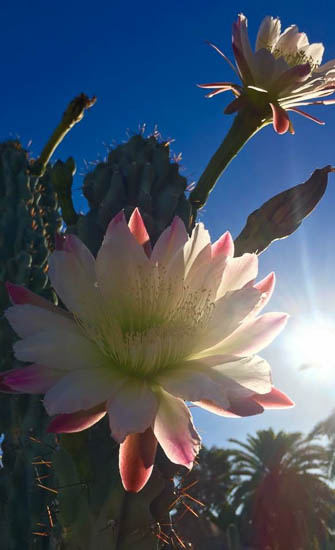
[[2, 0, 335, 448]]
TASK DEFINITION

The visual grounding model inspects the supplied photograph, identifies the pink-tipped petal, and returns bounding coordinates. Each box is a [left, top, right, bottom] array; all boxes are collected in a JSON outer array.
[[270, 103, 291, 134], [4, 364, 63, 393], [105, 211, 126, 236], [253, 272, 276, 314], [47, 405, 106, 433], [214, 312, 289, 357], [62, 234, 96, 274], [197, 81, 239, 89], [44, 368, 122, 416], [128, 208, 152, 256], [194, 397, 264, 417], [255, 272, 275, 295], [205, 88, 234, 99], [119, 428, 158, 493], [107, 382, 158, 444], [5, 282, 66, 315], [151, 216, 188, 265], [0, 369, 19, 393], [153, 391, 201, 469], [288, 107, 325, 125], [216, 253, 258, 298], [96, 211, 149, 304], [252, 387, 294, 409], [212, 231, 234, 259]]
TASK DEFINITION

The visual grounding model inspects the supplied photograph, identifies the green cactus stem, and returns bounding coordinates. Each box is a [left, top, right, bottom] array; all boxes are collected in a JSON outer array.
[[0, 141, 61, 549], [189, 107, 269, 216]]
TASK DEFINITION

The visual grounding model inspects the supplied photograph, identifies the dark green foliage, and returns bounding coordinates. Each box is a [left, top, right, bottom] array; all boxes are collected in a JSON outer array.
[[0, 141, 61, 549]]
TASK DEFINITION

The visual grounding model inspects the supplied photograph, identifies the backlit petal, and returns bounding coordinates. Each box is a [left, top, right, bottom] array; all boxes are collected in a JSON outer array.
[[270, 103, 291, 134], [216, 253, 258, 298], [107, 382, 158, 443], [158, 368, 229, 408], [4, 364, 64, 393], [5, 304, 77, 339], [206, 312, 289, 357], [256, 16, 281, 52], [252, 386, 294, 409], [48, 249, 100, 320], [119, 428, 158, 492], [44, 368, 122, 416], [212, 231, 234, 258], [153, 391, 201, 468], [47, 405, 106, 433], [5, 282, 68, 316], [13, 323, 106, 371], [128, 207, 152, 256]]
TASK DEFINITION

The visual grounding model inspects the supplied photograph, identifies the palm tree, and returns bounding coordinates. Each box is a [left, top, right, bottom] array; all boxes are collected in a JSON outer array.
[[311, 408, 335, 479], [229, 429, 335, 550]]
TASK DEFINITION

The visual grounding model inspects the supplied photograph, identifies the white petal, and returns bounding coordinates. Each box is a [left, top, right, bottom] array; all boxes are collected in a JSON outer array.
[[14, 324, 107, 370], [251, 48, 276, 86], [5, 304, 76, 339], [202, 312, 288, 357], [153, 390, 201, 468], [216, 254, 258, 299], [49, 250, 100, 320], [107, 381, 158, 443], [238, 14, 255, 70], [183, 223, 211, 278], [191, 355, 272, 398], [256, 16, 281, 52], [301, 43, 324, 67], [276, 25, 308, 54], [96, 212, 150, 306], [157, 368, 229, 408], [184, 243, 212, 290], [44, 368, 122, 415], [4, 364, 65, 394], [194, 286, 261, 352], [151, 217, 188, 265]]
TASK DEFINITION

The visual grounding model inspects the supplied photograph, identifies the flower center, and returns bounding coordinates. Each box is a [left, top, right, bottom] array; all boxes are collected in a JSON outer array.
[[271, 48, 318, 70], [77, 270, 215, 379]]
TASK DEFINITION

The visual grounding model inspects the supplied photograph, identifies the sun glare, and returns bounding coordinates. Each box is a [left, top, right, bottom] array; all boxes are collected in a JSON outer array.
[[288, 319, 335, 376]]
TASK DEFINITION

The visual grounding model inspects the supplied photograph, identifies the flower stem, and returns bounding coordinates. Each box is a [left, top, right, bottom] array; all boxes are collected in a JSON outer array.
[[189, 109, 268, 212], [30, 93, 96, 177]]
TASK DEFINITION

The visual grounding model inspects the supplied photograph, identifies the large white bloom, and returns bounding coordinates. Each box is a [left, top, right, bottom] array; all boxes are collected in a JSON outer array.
[[199, 14, 335, 134], [2, 209, 292, 492]]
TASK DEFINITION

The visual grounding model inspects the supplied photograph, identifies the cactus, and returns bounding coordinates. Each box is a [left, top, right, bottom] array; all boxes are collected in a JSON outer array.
[[1, 93, 331, 549], [61, 132, 192, 254], [0, 141, 61, 549], [226, 523, 240, 550]]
